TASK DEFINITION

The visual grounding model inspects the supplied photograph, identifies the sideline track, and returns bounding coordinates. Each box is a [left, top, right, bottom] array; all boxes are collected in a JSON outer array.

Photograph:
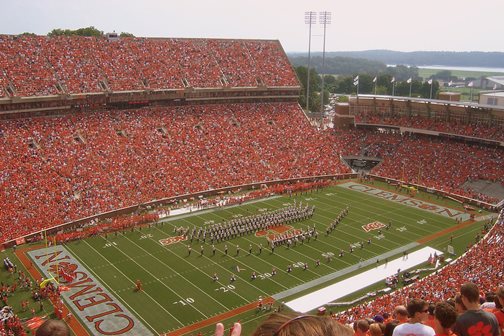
[[284, 246, 441, 313]]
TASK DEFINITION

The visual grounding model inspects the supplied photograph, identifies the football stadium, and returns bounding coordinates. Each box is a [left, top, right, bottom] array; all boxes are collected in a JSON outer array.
[[0, 33, 503, 336]]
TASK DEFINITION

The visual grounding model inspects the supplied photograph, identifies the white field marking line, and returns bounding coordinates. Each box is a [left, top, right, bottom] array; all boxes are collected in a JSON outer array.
[[65, 243, 163, 333], [94, 235, 212, 318], [152, 220, 288, 293], [121, 231, 242, 309], [331, 185, 459, 232], [83, 239, 191, 324], [197, 209, 325, 278]]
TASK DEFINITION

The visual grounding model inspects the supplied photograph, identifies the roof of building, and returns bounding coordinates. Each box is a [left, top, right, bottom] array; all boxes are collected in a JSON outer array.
[[486, 76, 504, 86], [481, 91, 504, 97]]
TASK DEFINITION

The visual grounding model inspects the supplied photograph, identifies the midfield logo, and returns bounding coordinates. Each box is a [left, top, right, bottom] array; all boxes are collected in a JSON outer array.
[[159, 235, 187, 246], [362, 221, 386, 232]]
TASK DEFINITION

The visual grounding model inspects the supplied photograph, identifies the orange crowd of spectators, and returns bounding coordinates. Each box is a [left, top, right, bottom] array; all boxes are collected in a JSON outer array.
[[334, 128, 504, 203], [0, 102, 349, 242], [0, 35, 59, 97], [354, 113, 504, 142], [0, 35, 298, 97]]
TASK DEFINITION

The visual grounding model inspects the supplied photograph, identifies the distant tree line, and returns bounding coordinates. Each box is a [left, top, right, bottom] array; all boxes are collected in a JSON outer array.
[[47, 26, 134, 37], [290, 56, 387, 76], [289, 50, 504, 68]]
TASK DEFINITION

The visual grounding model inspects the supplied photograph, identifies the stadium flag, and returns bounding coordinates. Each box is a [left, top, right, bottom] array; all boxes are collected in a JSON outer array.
[[353, 75, 359, 86], [406, 77, 412, 84], [373, 76, 377, 83], [493, 83, 497, 90], [427, 79, 433, 85], [391, 77, 395, 83], [468, 81, 474, 87], [448, 80, 453, 87], [447, 245, 455, 255]]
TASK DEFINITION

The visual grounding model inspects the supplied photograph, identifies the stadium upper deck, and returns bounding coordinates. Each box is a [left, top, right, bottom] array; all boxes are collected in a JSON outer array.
[[0, 35, 299, 98]]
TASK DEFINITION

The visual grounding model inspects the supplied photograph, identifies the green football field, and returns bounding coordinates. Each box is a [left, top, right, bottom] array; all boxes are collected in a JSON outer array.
[[23, 181, 493, 335]]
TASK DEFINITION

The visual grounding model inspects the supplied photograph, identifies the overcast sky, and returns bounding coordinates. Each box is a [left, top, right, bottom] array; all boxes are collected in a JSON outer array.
[[2, 0, 503, 52]]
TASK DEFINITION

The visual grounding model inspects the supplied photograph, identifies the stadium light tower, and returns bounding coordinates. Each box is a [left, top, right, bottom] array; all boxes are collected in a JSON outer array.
[[304, 11, 316, 112], [319, 11, 331, 120]]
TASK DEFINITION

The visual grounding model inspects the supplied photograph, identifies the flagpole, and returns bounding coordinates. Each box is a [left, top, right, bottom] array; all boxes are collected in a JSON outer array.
[[409, 80, 412, 97], [392, 82, 395, 96], [319, 11, 331, 124], [429, 80, 433, 99], [468, 81, 474, 102], [374, 78, 377, 95], [304, 11, 316, 112]]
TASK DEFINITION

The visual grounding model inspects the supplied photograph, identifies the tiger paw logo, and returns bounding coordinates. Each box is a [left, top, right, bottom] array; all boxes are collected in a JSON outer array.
[[48, 262, 78, 275], [362, 221, 385, 232], [467, 321, 494, 336], [255, 225, 302, 241], [159, 236, 187, 246], [419, 204, 438, 211]]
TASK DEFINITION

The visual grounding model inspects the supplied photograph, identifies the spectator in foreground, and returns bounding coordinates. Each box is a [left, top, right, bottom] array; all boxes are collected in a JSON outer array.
[[369, 322, 385, 336], [392, 299, 435, 336], [454, 294, 467, 315], [384, 322, 399, 336], [394, 306, 409, 324], [354, 319, 370, 336], [36, 319, 70, 336], [452, 282, 500, 336], [246, 312, 354, 336], [494, 286, 504, 333], [433, 302, 458, 336]]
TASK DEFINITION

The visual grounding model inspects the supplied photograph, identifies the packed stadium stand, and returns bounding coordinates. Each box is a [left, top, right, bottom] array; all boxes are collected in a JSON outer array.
[[0, 35, 297, 96], [335, 129, 504, 203], [0, 102, 351, 242]]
